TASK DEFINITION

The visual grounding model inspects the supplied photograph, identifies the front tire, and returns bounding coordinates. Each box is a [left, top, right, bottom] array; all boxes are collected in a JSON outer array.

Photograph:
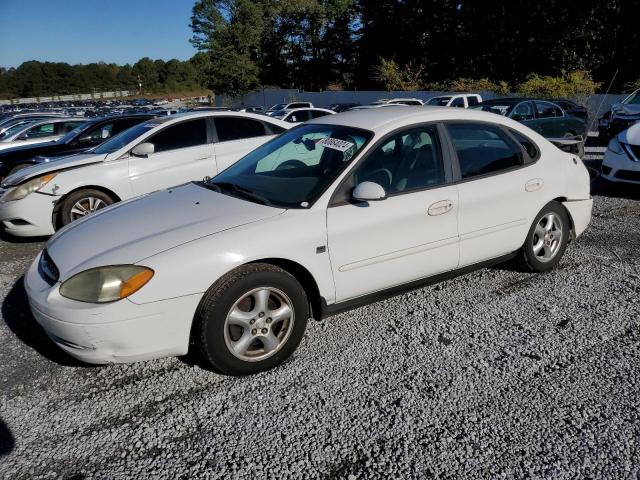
[[59, 189, 115, 227], [517, 201, 570, 273], [195, 263, 309, 375]]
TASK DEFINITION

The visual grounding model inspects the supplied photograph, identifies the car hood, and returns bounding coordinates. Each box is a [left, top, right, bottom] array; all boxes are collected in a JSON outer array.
[[612, 103, 640, 117], [619, 123, 640, 145], [46, 182, 285, 279], [1, 152, 105, 187]]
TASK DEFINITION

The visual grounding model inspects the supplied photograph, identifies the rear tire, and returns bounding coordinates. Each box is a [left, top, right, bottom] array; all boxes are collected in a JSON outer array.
[[59, 189, 115, 227], [194, 263, 309, 375], [516, 201, 570, 273]]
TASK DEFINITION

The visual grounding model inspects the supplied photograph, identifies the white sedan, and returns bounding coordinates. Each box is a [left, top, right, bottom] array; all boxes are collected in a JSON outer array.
[[24, 107, 592, 375], [601, 122, 640, 184], [0, 112, 290, 236], [270, 107, 335, 123], [0, 117, 86, 151]]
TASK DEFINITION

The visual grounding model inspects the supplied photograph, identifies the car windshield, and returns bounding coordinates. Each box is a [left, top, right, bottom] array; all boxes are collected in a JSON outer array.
[[269, 103, 287, 111], [623, 90, 640, 105], [427, 97, 451, 106], [93, 122, 156, 154], [470, 104, 514, 116], [205, 124, 372, 208]]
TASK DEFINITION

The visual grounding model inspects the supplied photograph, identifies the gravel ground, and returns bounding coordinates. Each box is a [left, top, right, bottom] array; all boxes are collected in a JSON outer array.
[[1, 184, 639, 480]]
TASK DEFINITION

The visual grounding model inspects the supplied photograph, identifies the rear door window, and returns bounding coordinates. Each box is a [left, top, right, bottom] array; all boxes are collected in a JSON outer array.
[[535, 101, 563, 118], [447, 123, 523, 179], [310, 110, 331, 119], [508, 129, 539, 160], [467, 96, 479, 106], [147, 119, 207, 152], [56, 121, 84, 134], [215, 117, 266, 142], [285, 110, 311, 123]]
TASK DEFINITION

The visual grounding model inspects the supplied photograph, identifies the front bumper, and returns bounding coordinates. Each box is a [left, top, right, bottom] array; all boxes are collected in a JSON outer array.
[[562, 198, 592, 239], [0, 191, 58, 236], [24, 252, 203, 364], [601, 148, 640, 184]]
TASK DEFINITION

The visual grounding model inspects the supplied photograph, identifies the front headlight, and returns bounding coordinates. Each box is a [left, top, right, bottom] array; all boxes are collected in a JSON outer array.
[[607, 137, 624, 155], [59, 265, 154, 303], [1, 173, 57, 202]]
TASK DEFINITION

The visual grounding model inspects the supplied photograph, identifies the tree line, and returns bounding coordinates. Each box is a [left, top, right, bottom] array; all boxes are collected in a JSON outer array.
[[2, 0, 638, 100], [190, 0, 640, 96], [0, 56, 208, 99]]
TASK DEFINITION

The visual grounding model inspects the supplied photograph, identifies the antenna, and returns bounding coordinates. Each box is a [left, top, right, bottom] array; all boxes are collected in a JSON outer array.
[[590, 69, 618, 134]]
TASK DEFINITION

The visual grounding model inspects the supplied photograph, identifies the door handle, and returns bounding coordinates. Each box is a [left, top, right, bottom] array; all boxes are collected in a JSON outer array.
[[428, 200, 453, 216], [525, 178, 544, 192]]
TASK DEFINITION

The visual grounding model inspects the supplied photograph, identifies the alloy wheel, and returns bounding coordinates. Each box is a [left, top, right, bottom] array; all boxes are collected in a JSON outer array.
[[223, 287, 295, 362], [70, 197, 107, 220], [532, 213, 563, 262]]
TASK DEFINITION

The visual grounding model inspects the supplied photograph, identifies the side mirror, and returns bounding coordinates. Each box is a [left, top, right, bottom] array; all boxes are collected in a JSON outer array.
[[353, 181, 387, 202], [17, 134, 29, 140], [132, 142, 155, 158]]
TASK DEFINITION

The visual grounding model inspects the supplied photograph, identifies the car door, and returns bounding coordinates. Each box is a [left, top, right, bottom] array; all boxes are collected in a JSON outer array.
[[212, 116, 278, 173], [530, 101, 566, 137], [327, 124, 459, 302], [445, 122, 546, 266], [128, 118, 214, 195]]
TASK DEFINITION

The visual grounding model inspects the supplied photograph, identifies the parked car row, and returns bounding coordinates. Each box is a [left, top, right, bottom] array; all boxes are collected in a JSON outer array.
[[1, 102, 593, 376], [0, 112, 291, 235]]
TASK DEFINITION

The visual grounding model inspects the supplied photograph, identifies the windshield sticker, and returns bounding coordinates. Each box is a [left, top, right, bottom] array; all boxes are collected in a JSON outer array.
[[317, 137, 355, 153]]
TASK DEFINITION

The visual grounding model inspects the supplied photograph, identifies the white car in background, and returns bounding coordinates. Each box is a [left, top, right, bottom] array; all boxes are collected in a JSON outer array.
[[0, 118, 85, 151], [266, 102, 313, 116], [271, 107, 335, 123], [23, 107, 592, 375], [350, 103, 409, 110], [427, 94, 483, 108], [0, 112, 290, 236], [601, 122, 640, 184], [372, 98, 425, 106]]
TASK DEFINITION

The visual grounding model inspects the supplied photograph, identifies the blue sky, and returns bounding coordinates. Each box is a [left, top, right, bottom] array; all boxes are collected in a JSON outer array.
[[0, 0, 198, 68]]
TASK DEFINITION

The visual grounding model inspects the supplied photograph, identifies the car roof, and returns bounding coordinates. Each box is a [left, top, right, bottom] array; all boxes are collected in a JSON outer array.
[[480, 97, 534, 104], [141, 110, 291, 128], [306, 105, 520, 134], [285, 107, 334, 113]]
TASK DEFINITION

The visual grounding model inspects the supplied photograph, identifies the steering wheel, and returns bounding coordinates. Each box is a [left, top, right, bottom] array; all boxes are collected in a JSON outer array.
[[276, 159, 307, 170]]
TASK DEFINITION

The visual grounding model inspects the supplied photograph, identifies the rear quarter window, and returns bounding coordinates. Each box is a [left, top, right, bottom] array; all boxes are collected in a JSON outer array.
[[508, 129, 540, 160]]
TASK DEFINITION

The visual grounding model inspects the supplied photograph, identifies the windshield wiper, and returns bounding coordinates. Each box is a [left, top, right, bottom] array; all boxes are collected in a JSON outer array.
[[205, 181, 273, 207]]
